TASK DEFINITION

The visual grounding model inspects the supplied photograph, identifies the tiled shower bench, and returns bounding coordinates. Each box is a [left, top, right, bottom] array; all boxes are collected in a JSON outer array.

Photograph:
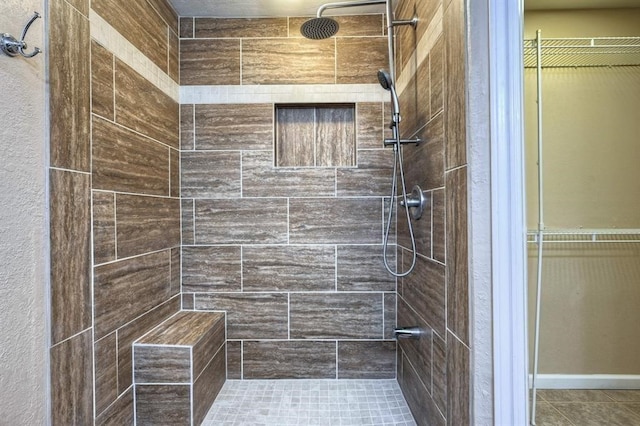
[[133, 311, 226, 425]]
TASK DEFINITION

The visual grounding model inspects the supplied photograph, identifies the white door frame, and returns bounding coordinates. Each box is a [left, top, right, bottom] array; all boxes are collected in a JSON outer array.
[[488, 0, 529, 424]]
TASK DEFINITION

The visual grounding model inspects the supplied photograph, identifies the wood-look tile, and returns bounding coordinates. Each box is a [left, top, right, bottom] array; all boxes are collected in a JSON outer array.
[[149, 0, 178, 34], [444, 0, 467, 169], [168, 29, 179, 83], [290, 293, 383, 339], [180, 104, 194, 150], [242, 38, 335, 84], [416, 0, 443, 43], [117, 297, 180, 393], [182, 246, 241, 293], [226, 341, 242, 379], [604, 390, 640, 402], [193, 345, 226, 425], [337, 245, 395, 292], [399, 72, 419, 139], [49, 0, 90, 171], [243, 341, 336, 379], [181, 39, 241, 85], [95, 388, 134, 426], [115, 194, 180, 258], [336, 149, 393, 196], [92, 116, 170, 196], [170, 247, 180, 295], [170, 149, 180, 198], [289, 198, 382, 244], [182, 293, 195, 310], [432, 188, 445, 262], [554, 403, 640, 426], [93, 191, 116, 265], [50, 330, 93, 426], [447, 333, 470, 426], [195, 104, 273, 150], [92, 0, 168, 72], [243, 151, 336, 197], [531, 402, 574, 426], [397, 297, 432, 394], [276, 107, 315, 167], [115, 59, 179, 148], [399, 352, 445, 426], [135, 385, 191, 425], [181, 151, 241, 198], [316, 106, 356, 167], [91, 40, 114, 120], [181, 199, 195, 245], [430, 36, 445, 117], [289, 15, 384, 38], [179, 17, 194, 38], [336, 37, 389, 84], [134, 345, 191, 383], [446, 167, 469, 345], [338, 341, 396, 379], [402, 254, 446, 338], [64, 0, 88, 17], [384, 293, 397, 340], [538, 390, 615, 403], [357, 103, 384, 149], [94, 251, 172, 339], [95, 333, 118, 415], [195, 17, 287, 38], [433, 334, 447, 415], [195, 293, 288, 339], [405, 113, 445, 192], [137, 311, 225, 379], [195, 199, 288, 245], [415, 51, 431, 131], [243, 245, 335, 292], [50, 169, 91, 344], [397, 190, 432, 256], [396, 0, 417, 74]]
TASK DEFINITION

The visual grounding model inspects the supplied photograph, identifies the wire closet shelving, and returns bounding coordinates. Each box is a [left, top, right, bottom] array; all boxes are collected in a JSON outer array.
[[525, 31, 640, 426], [523, 36, 640, 68]]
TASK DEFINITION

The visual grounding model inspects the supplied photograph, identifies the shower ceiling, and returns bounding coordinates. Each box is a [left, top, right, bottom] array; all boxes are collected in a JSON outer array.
[[169, 0, 640, 17]]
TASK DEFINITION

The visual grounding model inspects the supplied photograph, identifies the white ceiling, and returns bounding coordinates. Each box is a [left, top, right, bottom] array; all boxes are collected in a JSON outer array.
[[168, 0, 640, 18]]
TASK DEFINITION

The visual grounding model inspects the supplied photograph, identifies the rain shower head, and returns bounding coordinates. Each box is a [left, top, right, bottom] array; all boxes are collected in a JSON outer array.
[[378, 69, 400, 123], [300, 17, 340, 40]]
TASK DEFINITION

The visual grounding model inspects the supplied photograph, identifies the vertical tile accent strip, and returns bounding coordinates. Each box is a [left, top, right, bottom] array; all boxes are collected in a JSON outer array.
[[49, 0, 91, 171], [50, 330, 93, 425], [446, 166, 469, 345], [444, 0, 467, 169], [50, 169, 91, 344], [447, 333, 470, 425]]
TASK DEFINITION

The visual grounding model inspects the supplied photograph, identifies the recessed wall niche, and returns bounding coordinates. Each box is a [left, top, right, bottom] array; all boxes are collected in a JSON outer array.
[[275, 104, 356, 168]]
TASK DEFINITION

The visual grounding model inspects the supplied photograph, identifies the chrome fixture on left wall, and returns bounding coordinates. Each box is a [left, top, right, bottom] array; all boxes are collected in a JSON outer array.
[[1, 12, 42, 58]]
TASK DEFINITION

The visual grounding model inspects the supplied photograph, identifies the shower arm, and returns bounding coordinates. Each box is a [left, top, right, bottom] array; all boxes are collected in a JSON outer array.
[[316, 0, 386, 18], [316, 0, 418, 27]]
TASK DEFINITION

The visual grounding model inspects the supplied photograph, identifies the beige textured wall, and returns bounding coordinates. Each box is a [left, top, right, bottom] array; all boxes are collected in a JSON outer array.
[[0, 0, 48, 423], [525, 9, 640, 375]]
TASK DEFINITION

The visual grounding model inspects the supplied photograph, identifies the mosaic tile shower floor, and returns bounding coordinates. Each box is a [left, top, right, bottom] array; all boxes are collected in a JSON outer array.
[[203, 379, 417, 426]]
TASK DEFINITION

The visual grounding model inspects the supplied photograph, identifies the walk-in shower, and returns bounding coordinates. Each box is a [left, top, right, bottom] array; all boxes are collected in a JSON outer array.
[[301, 0, 424, 277]]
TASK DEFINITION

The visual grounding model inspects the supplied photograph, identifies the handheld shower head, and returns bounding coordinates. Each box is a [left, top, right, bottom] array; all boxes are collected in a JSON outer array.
[[300, 17, 340, 39], [378, 69, 400, 124]]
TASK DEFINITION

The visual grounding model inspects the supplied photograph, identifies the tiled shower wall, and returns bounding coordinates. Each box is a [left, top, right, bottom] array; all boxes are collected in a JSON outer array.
[[48, 0, 180, 423], [179, 16, 399, 379], [393, 0, 471, 425]]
